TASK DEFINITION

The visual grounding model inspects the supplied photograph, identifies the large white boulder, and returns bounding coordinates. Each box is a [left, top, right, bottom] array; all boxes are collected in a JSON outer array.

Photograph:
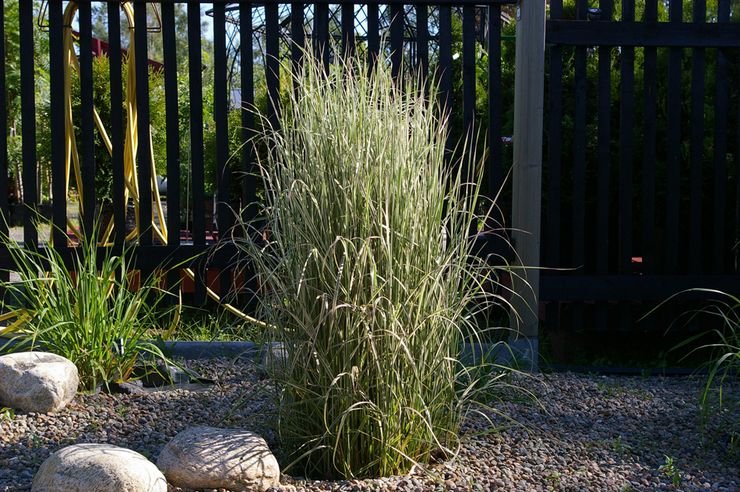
[[0, 352, 79, 413], [157, 426, 280, 491], [32, 443, 167, 492]]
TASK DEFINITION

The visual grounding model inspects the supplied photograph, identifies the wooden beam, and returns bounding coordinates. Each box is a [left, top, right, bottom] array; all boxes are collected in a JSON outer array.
[[511, 0, 546, 350], [547, 20, 740, 48]]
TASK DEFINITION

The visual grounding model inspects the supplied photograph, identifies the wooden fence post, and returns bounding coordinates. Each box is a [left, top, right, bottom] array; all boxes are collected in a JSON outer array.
[[510, 0, 546, 369]]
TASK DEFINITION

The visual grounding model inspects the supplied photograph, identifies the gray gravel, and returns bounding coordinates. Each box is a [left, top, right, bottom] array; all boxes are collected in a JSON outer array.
[[1, 358, 737, 491]]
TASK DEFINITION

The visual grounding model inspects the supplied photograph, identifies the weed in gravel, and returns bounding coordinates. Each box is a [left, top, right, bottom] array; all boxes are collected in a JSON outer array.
[[658, 455, 682, 488], [0, 407, 14, 421]]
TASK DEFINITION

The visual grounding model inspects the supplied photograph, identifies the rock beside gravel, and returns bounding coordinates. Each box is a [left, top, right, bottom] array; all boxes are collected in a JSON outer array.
[[0, 352, 79, 413], [157, 426, 280, 491], [31, 443, 166, 492]]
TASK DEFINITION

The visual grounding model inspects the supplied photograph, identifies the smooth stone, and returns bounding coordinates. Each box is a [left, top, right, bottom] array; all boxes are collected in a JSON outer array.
[[157, 426, 280, 491], [32, 443, 166, 492], [0, 352, 79, 413]]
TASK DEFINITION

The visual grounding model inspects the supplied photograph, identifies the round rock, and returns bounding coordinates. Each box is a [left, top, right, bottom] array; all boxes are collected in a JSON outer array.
[[157, 426, 280, 491], [0, 351, 79, 413], [31, 443, 166, 492]]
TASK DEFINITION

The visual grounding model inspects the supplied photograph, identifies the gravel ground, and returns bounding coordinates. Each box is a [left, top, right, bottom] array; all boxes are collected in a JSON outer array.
[[1, 358, 737, 491]]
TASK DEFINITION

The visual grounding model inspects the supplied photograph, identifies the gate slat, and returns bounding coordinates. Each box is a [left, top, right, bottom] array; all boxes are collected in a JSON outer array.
[[641, 0, 658, 274], [341, 3, 355, 56], [439, 5, 452, 151], [618, 0, 635, 274], [596, 0, 613, 275], [50, 0, 66, 248], [688, 0, 706, 274], [367, 4, 380, 70], [240, 2, 256, 222], [712, 0, 730, 273], [19, 0, 37, 247], [266, 3, 280, 130], [291, 3, 305, 75], [134, 2, 152, 246], [487, 3, 502, 203], [108, 2, 125, 248], [390, 4, 404, 79], [416, 5, 429, 79], [313, 3, 329, 69], [188, 1, 206, 304], [214, 2, 231, 297], [664, 0, 683, 273]]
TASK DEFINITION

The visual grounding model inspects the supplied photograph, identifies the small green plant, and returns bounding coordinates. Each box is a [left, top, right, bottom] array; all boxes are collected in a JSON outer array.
[[0, 406, 15, 421], [658, 455, 682, 487], [0, 222, 178, 391], [236, 48, 516, 479]]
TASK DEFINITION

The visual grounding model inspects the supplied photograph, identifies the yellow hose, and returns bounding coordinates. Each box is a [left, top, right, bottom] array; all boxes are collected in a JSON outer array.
[[61, 1, 167, 247]]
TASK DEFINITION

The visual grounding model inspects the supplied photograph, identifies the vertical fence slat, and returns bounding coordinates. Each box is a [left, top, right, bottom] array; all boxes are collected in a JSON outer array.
[[712, 0, 730, 273], [188, 1, 206, 303], [341, 3, 355, 56], [641, 0, 658, 274], [108, 2, 125, 248], [618, 0, 635, 274], [736, 91, 740, 272], [19, 0, 37, 247], [545, 0, 564, 332], [572, 0, 587, 272], [596, 0, 612, 275], [266, 3, 280, 130], [617, 0, 635, 332], [367, 4, 379, 70], [162, 2, 180, 249], [487, 3, 502, 201], [438, 6, 452, 131], [313, 3, 329, 69], [462, 5, 475, 134], [214, 1, 230, 242], [390, 4, 404, 79], [593, 0, 613, 331], [50, 0, 66, 248], [214, 1, 231, 299], [416, 5, 429, 78], [161, 2, 181, 294], [291, 3, 305, 74], [571, 0, 588, 331], [0, 2, 7, 292], [240, 2, 256, 222], [79, 1, 96, 239], [664, 0, 683, 273], [688, 0, 706, 273], [0, 1, 7, 246], [134, 2, 152, 246]]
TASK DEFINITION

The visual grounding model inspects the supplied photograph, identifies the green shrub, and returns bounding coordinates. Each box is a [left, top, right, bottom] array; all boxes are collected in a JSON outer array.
[[1, 225, 176, 391], [236, 50, 513, 479]]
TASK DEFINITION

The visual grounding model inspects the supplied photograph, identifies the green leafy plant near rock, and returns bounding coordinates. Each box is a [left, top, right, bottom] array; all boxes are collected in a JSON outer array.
[[0, 222, 177, 391], [236, 49, 515, 479]]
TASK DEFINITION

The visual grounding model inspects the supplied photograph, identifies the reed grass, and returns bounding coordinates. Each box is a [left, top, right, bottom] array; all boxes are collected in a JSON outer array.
[[236, 50, 515, 479]]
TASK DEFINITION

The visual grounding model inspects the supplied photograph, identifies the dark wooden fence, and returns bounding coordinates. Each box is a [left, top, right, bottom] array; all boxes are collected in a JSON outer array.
[[542, 0, 740, 334], [0, 0, 511, 306]]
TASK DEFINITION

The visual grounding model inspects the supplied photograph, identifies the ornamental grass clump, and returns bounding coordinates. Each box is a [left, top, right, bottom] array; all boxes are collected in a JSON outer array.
[[238, 51, 513, 479], [0, 225, 175, 391]]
